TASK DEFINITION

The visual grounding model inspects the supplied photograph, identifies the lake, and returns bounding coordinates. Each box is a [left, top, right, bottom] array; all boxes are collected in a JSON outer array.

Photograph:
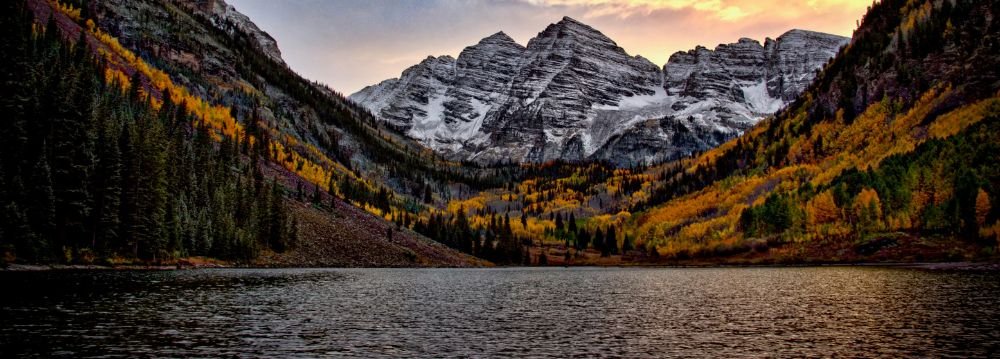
[[1, 267, 998, 357]]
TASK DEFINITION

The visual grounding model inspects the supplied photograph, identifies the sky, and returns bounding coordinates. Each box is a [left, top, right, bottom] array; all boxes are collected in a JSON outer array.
[[227, 0, 872, 95]]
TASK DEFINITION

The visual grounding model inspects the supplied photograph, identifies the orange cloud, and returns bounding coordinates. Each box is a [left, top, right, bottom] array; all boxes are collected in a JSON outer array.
[[522, 0, 870, 22], [229, 0, 872, 93]]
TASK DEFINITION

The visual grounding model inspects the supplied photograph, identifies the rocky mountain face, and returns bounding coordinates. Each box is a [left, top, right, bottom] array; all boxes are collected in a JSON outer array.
[[351, 18, 848, 166], [596, 29, 849, 165], [180, 0, 285, 64], [89, 0, 461, 204]]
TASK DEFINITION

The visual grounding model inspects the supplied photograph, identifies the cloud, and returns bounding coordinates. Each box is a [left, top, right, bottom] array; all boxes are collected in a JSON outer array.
[[520, 0, 747, 20], [229, 0, 870, 94], [520, 0, 868, 22]]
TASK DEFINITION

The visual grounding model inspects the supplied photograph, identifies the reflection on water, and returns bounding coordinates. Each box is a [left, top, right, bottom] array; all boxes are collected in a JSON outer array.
[[1, 267, 998, 357]]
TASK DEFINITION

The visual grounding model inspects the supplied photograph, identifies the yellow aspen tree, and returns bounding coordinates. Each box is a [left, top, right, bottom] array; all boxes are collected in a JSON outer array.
[[975, 189, 991, 228], [807, 190, 840, 226], [854, 188, 883, 232]]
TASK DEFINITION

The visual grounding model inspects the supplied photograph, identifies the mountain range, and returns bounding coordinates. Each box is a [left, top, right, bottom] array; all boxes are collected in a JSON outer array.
[[2, 0, 997, 268], [350, 18, 848, 166]]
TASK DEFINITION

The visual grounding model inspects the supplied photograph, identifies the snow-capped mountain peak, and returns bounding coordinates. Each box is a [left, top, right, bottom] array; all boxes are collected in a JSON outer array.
[[350, 19, 848, 166]]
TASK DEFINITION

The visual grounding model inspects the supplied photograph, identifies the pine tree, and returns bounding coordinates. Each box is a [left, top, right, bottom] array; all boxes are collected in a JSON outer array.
[[311, 182, 321, 204], [2, 172, 40, 261], [27, 147, 56, 256], [622, 233, 633, 252], [119, 121, 140, 257], [598, 227, 610, 257], [0, 3, 32, 185], [51, 66, 95, 255], [164, 194, 182, 256], [3, 201, 39, 261], [91, 116, 121, 255], [455, 206, 472, 252], [268, 178, 289, 252], [134, 109, 168, 260], [42, 10, 59, 45], [128, 71, 143, 104], [576, 229, 590, 250], [504, 213, 512, 237]]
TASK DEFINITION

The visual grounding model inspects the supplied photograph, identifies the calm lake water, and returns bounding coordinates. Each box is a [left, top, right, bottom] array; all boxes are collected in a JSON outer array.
[[1, 267, 999, 357]]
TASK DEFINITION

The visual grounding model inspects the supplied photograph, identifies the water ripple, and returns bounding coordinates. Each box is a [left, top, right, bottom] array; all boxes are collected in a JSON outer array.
[[1, 267, 998, 357]]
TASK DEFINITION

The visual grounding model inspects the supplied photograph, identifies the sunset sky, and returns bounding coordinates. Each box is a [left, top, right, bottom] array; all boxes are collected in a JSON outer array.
[[228, 0, 872, 94]]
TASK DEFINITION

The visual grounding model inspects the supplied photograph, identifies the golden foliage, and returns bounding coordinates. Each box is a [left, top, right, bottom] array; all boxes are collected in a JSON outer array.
[[51, 1, 354, 215], [49, 0, 81, 22], [806, 190, 840, 226], [103, 68, 130, 92], [854, 188, 882, 220], [976, 189, 991, 229], [929, 97, 1000, 139]]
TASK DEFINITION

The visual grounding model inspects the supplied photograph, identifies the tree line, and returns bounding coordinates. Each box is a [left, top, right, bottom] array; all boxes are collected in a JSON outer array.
[[0, 4, 295, 264]]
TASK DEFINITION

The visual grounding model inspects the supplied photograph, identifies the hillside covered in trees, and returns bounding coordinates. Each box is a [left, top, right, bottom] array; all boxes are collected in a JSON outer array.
[[0, 0, 486, 267], [445, 0, 1000, 264]]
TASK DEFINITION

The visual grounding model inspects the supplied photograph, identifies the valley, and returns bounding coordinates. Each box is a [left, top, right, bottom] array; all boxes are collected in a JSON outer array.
[[1, 0, 998, 269]]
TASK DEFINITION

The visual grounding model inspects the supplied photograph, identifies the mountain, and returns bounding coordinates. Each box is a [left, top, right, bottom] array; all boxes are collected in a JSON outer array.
[[444, 0, 1000, 265], [594, 29, 849, 165], [1, 0, 496, 267], [193, 0, 285, 64], [6, 0, 996, 268], [351, 18, 848, 166], [351, 17, 662, 163]]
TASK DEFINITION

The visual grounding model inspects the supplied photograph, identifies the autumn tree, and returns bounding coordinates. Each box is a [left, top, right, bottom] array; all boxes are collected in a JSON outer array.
[[854, 188, 883, 235], [806, 190, 840, 226], [975, 189, 991, 230]]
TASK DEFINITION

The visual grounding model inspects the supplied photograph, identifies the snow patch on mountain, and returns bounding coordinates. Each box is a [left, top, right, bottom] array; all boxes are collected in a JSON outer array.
[[741, 82, 784, 114], [408, 93, 448, 143], [594, 85, 670, 111]]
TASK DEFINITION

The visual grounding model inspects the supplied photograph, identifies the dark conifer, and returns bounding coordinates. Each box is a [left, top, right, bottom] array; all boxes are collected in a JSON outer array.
[[91, 117, 121, 254], [567, 212, 576, 233], [27, 147, 56, 251]]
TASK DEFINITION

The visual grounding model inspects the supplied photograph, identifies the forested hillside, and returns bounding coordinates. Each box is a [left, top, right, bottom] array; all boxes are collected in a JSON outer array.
[[79, 0, 536, 264], [636, 0, 1000, 262], [0, 0, 486, 267], [445, 0, 1000, 264], [0, 0, 295, 263]]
